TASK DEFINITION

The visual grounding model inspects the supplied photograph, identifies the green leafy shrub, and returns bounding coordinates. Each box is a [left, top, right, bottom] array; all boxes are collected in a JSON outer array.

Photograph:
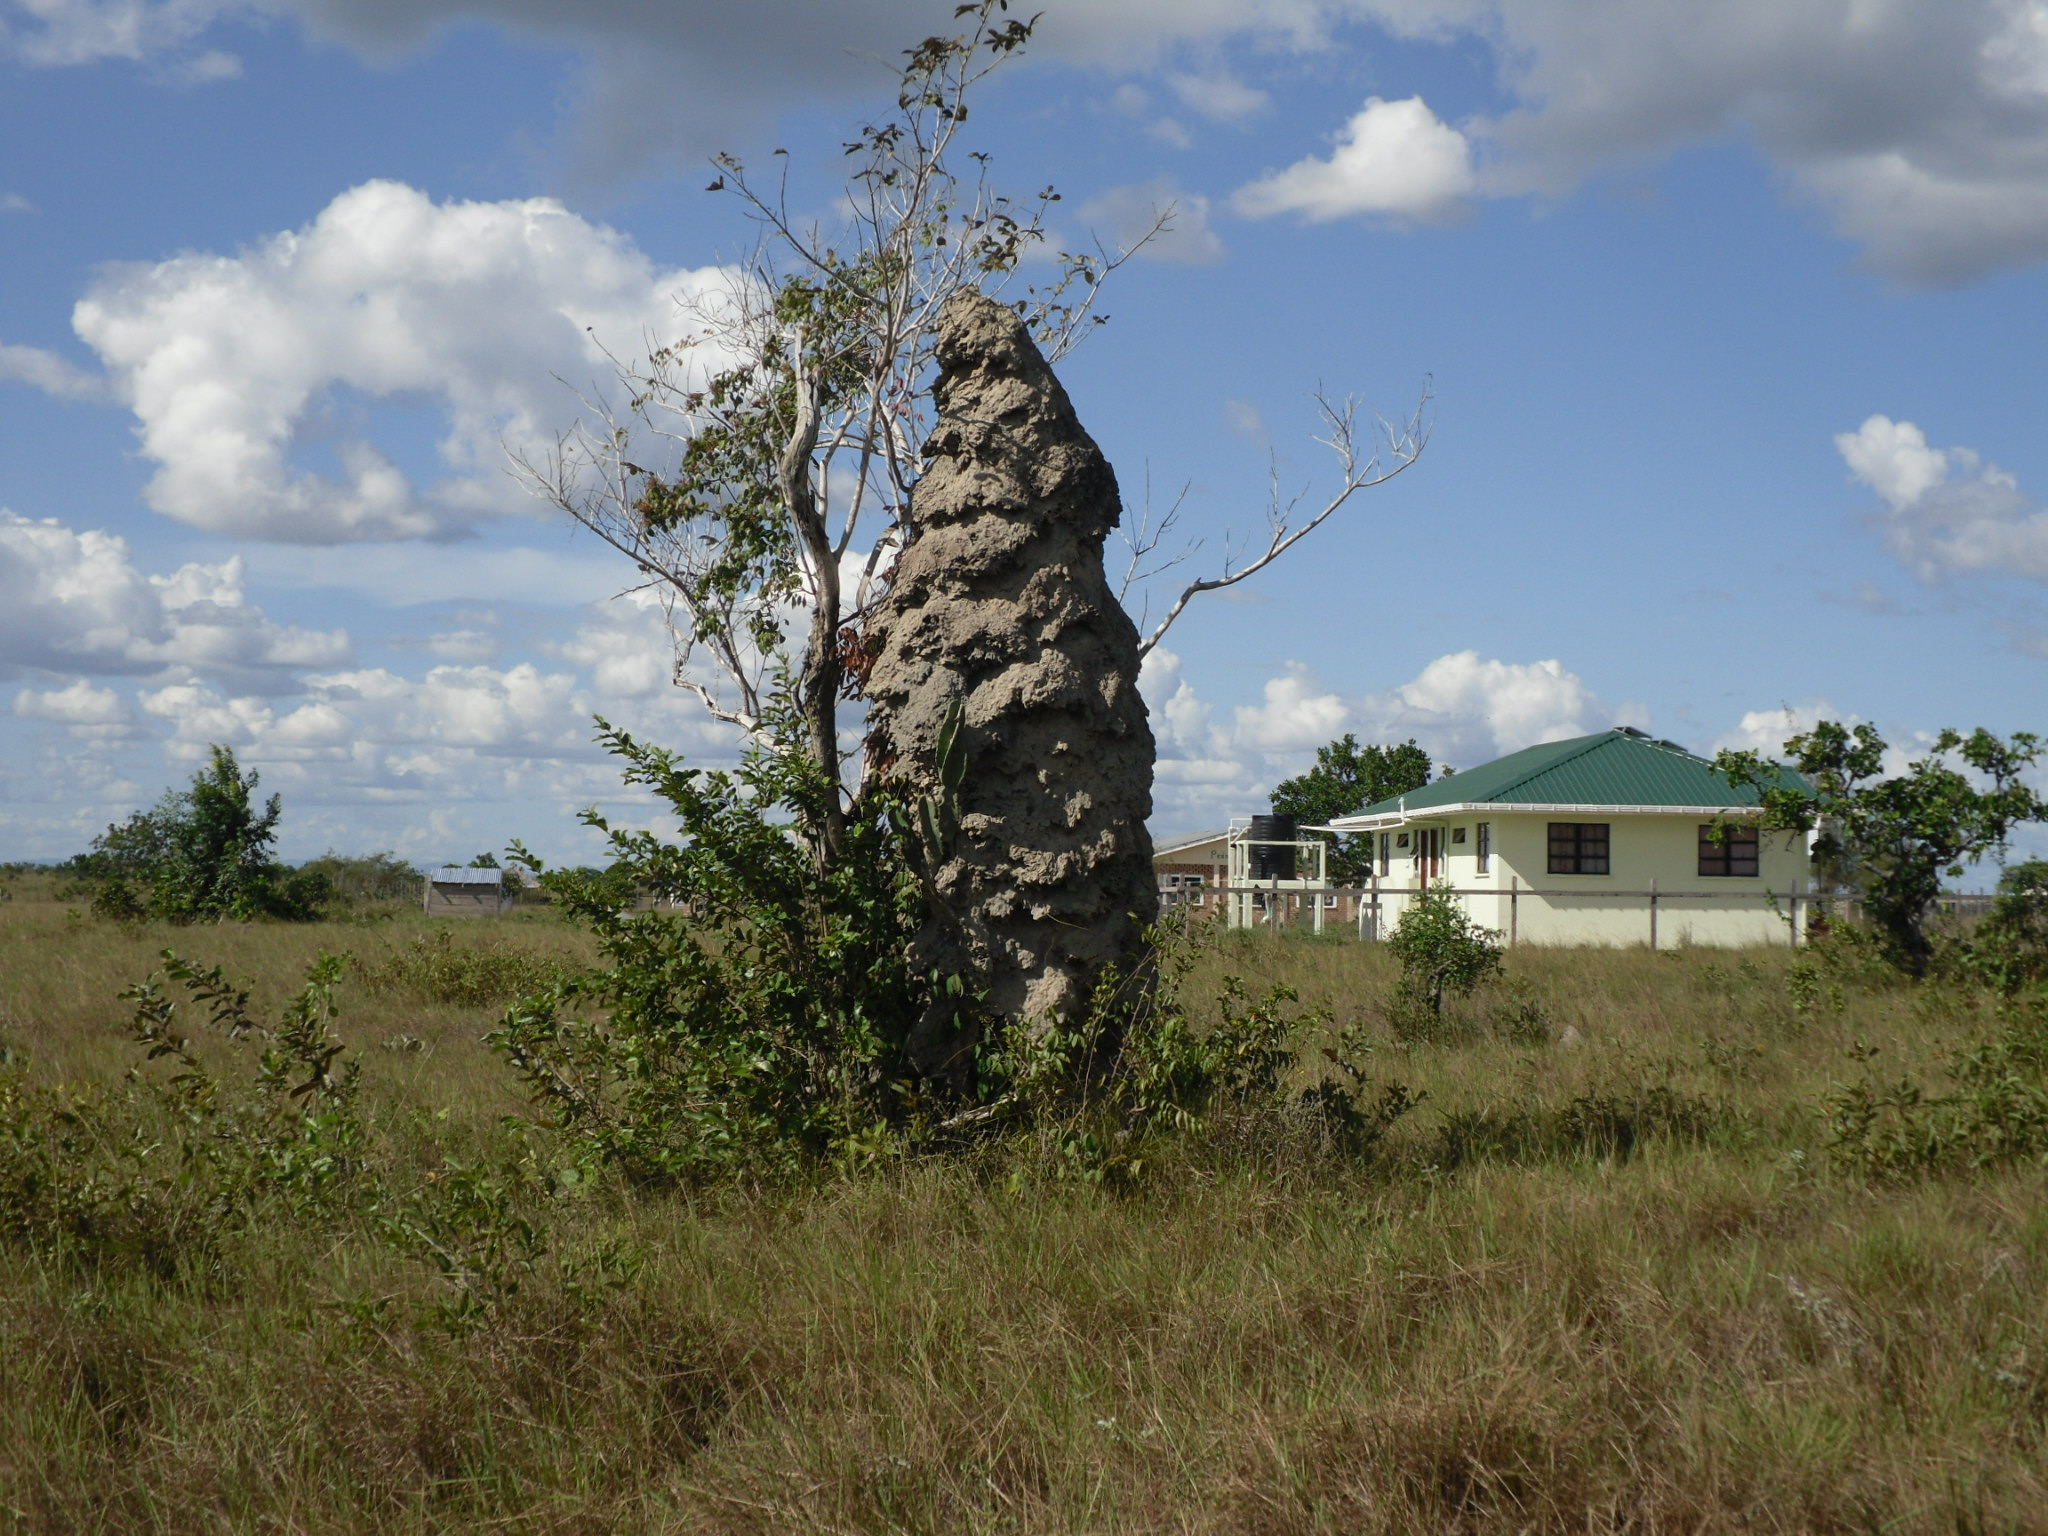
[[87, 876, 148, 924], [1823, 1003, 2048, 1179], [1386, 881, 1505, 1038], [379, 1151, 552, 1335], [490, 719, 931, 1184], [297, 850, 424, 911], [982, 917, 1417, 1184], [0, 950, 368, 1276], [72, 745, 330, 923], [1969, 858, 2048, 995]]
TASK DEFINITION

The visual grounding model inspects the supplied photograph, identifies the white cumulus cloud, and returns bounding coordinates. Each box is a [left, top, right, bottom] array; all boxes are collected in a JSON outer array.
[[1233, 662, 1353, 752], [1374, 650, 1601, 761], [1142, 646, 1612, 830], [1234, 95, 1476, 224], [131, 634, 743, 829], [0, 509, 349, 684], [14, 678, 136, 736], [1712, 702, 1840, 756], [66, 179, 731, 543], [1837, 414, 2048, 583]]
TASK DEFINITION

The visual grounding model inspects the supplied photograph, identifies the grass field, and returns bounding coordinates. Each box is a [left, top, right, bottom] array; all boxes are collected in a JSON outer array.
[[2, 871, 2046, 1533]]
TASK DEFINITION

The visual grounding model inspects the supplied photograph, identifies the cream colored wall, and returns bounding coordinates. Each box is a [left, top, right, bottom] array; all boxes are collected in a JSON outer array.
[[1368, 812, 1808, 948], [1151, 837, 1229, 875], [425, 886, 508, 917]]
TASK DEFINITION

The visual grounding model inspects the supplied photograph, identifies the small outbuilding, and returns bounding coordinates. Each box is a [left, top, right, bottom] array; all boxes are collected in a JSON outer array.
[[1325, 727, 1812, 948], [1153, 828, 1231, 915], [424, 866, 513, 918]]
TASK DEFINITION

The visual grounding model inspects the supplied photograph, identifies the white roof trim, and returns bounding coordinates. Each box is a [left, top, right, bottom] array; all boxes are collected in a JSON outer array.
[[1151, 827, 1231, 857], [1325, 803, 1763, 831]]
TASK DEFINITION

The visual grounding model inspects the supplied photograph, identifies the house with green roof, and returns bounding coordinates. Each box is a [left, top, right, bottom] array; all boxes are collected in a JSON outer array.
[[1322, 727, 1813, 948]]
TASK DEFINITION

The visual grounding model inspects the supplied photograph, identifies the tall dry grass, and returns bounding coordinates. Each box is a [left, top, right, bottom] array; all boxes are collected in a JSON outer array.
[[1, 873, 2044, 1533]]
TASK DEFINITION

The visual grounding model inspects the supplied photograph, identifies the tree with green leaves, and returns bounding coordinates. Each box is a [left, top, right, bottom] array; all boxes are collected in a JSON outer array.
[[82, 744, 327, 923], [1716, 721, 2045, 975], [1972, 858, 2048, 994], [1270, 735, 1433, 883], [1387, 880, 1504, 1020]]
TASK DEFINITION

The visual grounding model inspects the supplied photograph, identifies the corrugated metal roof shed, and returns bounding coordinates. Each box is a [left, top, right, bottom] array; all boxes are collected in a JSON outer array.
[[429, 866, 506, 885], [1342, 728, 1808, 819]]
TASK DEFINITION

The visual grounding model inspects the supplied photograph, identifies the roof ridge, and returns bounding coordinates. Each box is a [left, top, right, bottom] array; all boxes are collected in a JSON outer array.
[[1637, 731, 1709, 763]]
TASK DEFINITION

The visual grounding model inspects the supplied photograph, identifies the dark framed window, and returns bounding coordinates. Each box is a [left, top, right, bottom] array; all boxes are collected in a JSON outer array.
[[1547, 821, 1610, 875], [1377, 833, 1391, 877], [1698, 824, 1760, 877], [1476, 821, 1491, 874]]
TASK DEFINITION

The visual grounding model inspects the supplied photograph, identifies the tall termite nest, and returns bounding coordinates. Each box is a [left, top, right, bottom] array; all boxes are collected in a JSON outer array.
[[863, 291, 1157, 1080]]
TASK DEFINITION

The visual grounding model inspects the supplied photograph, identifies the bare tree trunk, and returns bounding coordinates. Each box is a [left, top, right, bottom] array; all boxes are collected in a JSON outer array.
[[779, 354, 845, 865]]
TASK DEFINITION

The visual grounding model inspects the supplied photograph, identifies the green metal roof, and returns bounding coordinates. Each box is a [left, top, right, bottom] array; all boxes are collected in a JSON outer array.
[[1338, 728, 1808, 821]]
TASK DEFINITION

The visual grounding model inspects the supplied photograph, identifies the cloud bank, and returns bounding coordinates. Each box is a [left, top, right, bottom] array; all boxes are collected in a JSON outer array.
[[15, 1, 2048, 280], [1837, 414, 2048, 584], [0, 509, 348, 685], [1142, 644, 1614, 829], [65, 180, 730, 544]]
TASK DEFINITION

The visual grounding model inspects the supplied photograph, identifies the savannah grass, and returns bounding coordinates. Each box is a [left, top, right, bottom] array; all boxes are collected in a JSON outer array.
[[2, 873, 2045, 1532]]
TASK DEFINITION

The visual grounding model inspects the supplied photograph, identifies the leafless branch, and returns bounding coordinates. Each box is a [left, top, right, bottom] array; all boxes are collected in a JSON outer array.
[[1117, 465, 1200, 622], [1134, 382, 1433, 660]]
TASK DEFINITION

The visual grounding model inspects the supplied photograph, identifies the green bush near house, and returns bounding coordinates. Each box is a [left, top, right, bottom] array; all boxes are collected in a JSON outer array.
[[1386, 878, 1506, 1032]]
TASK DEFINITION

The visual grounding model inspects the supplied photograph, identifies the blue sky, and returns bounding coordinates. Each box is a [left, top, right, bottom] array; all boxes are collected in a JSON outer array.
[[2, 0, 2045, 869]]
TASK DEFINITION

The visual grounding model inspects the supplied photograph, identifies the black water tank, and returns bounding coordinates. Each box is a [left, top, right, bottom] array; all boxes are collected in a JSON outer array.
[[1248, 814, 1297, 879]]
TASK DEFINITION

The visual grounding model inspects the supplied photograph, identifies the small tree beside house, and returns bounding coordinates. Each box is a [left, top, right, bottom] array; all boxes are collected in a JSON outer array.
[[1716, 721, 2046, 975], [1271, 735, 1432, 884]]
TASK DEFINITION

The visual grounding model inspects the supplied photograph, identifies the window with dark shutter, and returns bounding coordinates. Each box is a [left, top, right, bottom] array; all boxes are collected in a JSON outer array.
[[1547, 822, 1610, 875], [1698, 824, 1760, 877]]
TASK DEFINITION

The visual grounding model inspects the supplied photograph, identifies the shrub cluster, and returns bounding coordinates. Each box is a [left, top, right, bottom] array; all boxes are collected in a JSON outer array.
[[490, 722, 935, 1183], [296, 851, 424, 911], [1823, 998, 2048, 1180], [1964, 857, 2048, 995], [0, 951, 364, 1276], [359, 931, 571, 1008], [1383, 880, 1508, 1043], [73, 745, 329, 924]]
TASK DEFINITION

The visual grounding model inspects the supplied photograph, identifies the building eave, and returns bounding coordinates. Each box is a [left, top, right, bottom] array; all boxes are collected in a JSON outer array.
[[1323, 802, 1769, 832]]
